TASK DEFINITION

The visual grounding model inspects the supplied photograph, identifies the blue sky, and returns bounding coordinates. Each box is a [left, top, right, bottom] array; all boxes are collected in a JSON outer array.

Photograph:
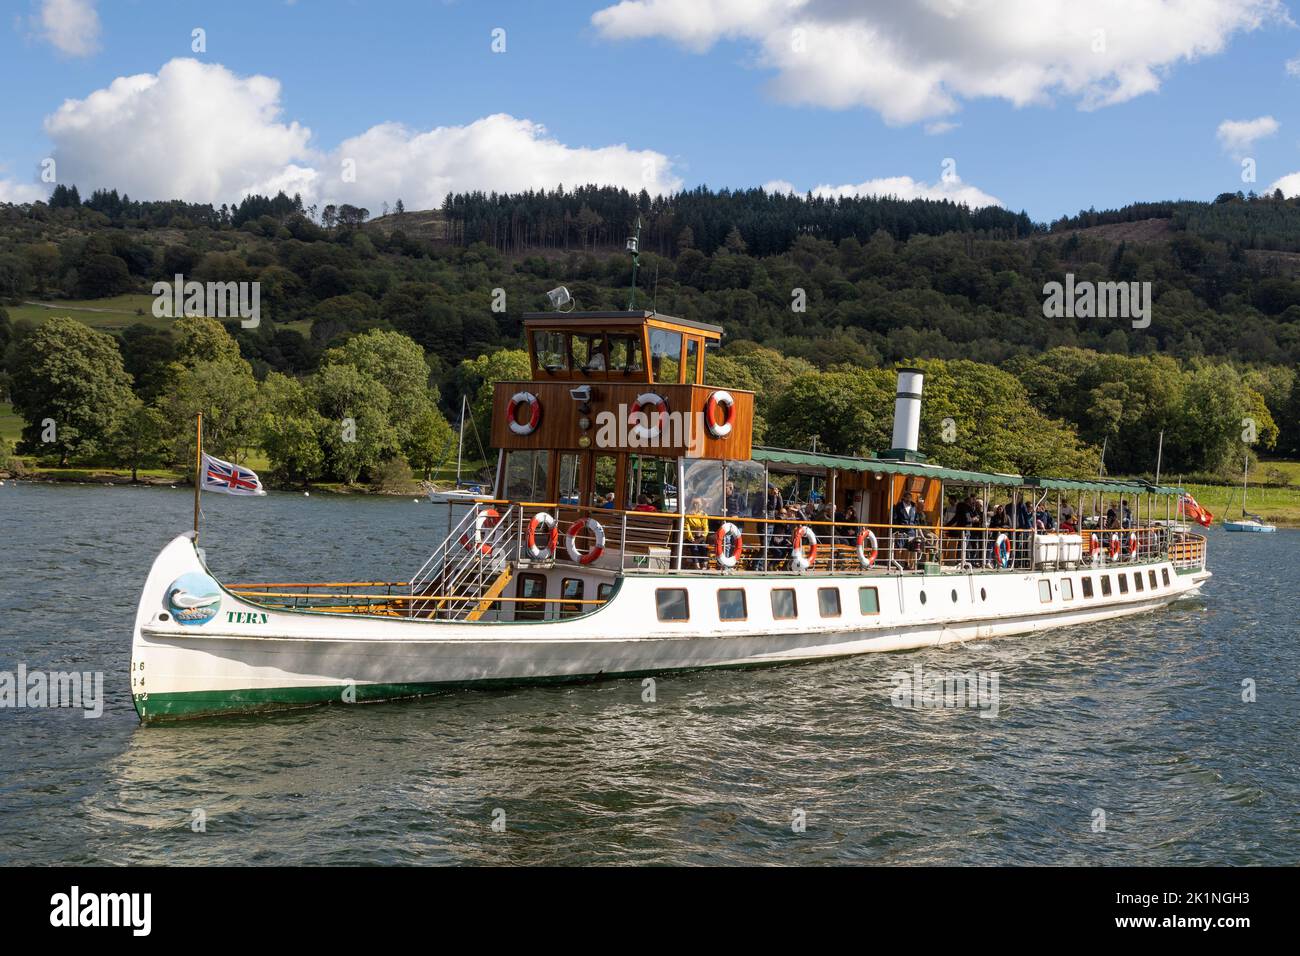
[[3, 0, 1300, 221]]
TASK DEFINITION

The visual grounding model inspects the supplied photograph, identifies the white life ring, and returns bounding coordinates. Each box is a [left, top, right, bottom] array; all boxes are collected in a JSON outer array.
[[791, 525, 818, 571], [459, 507, 500, 554], [526, 512, 558, 560], [856, 528, 878, 569], [704, 390, 736, 439], [715, 521, 743, 569], [993, 532, 1011, 568], [1127, 532, 1140, 560], [565, 517, 605, 565], [507, 391, 541, 435], [631, 392, 668, 442]]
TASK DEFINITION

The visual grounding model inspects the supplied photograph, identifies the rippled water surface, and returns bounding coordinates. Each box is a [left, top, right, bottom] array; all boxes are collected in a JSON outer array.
[[1, 482, 1296, 865]]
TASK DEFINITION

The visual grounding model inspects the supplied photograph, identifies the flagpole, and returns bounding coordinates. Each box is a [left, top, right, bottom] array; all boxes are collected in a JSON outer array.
[[193, 412, 202, 539]]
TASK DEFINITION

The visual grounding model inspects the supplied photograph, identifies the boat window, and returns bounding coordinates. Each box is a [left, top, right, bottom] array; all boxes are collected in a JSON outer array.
[[1118, 574, 1129, 594], [682, 458, 724, 517], [515, 574, 547, 621], [717, 588, 747, 621], [1133, 572, 1144, 592], [504, 450, 550, 501], [1100, 575, 1112, 596], [557, 453, 583, 507], [607, 333, 644, 374], [1081, 576, 1094, 598], [569, 332, 606, 373], [818, 587, 841, 618], [597, 582, 614, 602], [625, 454, 674, 512], [1149, 570, 1158, 589], [1061, 578, 1074, 600], [1161, 568, 1170, 587], [859, 587, 880, 615], [683, 337, 700, 384], [1038, 579, 1052, 603], [771, 588, 797, 620], [649, 328, 682, 384], [534, 330, 567, 373], [560, 578, 584, 617], [593, 455, 617, 510], [725, 460, 764, 520], [656, 588, 689, 622]]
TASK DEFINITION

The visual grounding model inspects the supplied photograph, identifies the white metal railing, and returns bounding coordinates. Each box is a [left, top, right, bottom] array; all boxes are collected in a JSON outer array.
[[408, 503, 519, 619]]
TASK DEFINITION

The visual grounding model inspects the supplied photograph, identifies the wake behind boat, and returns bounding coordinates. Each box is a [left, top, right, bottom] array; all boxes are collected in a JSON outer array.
[[130, 309, 1211, 723]]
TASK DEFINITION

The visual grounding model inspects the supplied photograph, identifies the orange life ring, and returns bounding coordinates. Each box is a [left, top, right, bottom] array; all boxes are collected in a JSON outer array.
[[704, 390, 736, 439], [526, 512, 559, 560], [856, 528, 878, 568], [565, 517, 605, 565], [460, 507, 500, 554], [791, 525, 818, 571], [715, 521, 743, 569], [506, 391, 541, 435], [994, 532, 1011, 568], [1127, 532, 1140, 560]]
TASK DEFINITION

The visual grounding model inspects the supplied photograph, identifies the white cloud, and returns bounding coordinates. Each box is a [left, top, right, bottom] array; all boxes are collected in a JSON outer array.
[[765, 174, 1001, 208], [1286, 55, 1300, 76], [1269, 171, 1300, 196], [0, 177, 48, 204], [593, 0, 1285, 124], [34, 0, 101, 57], [1216, 115, 1279, 156], [924, 121, 960, 135], [37, 58, 682, 210]]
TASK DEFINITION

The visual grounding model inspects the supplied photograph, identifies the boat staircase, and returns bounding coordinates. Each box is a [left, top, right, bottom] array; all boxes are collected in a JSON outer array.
[[408, 503, 521, 621]]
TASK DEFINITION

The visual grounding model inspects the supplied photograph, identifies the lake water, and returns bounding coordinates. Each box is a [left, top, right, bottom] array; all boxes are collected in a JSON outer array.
[[0, 481, 1296, 865]]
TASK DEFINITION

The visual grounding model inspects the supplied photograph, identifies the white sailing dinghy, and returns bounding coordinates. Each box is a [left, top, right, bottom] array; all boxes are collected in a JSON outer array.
[[1223, 455, 1276, 533], [424, 395, 490, 504], [131, 309, 1211, 723]]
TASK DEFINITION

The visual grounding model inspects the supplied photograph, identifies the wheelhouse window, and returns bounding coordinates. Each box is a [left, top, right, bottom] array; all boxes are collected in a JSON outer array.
[[656, 588, 689, 621], [569, 332, 606, 373], [560, 578, 584, 617], [1101, 575, 1112, 596], [859, 587, 880, 615], [515, 574, 547, 621], [717, 588, 747, 621], [1081, 577, 1094, 598], [818, 587, 841, 618], [683, 338, 700, 384], [607, 333, 644, 374], [771, 588, 797, 620], [534, 330, 567, 373], [649, 328, 682, 384]]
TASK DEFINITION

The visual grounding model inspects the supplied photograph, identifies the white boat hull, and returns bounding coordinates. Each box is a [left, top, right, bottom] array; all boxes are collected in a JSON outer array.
[[130, 533, 1210, 722]]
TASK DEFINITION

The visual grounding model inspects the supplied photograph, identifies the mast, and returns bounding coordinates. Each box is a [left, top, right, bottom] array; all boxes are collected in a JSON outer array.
[[455, 394, 466, 488], [1242, 451, 1248, 517], [1154, 429, 1163, 486]]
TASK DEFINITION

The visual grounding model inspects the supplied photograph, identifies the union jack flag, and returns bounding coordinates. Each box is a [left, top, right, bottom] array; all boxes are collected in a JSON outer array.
[[202, 453, 266, 496]]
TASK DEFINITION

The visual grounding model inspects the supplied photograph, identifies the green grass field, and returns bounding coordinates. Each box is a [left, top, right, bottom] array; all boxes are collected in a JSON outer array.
[[0, 402, 21, 446], [9, 294, 166, 331]]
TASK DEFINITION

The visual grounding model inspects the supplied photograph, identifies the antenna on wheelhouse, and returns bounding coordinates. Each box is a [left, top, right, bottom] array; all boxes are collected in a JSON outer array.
[[625, 215, 642, 310]]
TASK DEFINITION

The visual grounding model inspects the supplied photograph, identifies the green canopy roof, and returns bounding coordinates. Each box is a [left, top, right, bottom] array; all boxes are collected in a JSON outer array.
[[1025, 476, 1150, 495], [752, 447, 1023, 486]]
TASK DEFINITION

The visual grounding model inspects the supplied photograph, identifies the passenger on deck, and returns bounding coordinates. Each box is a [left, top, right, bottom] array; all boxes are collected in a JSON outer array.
[[633, 494, 657, 513], [892, 491, 930, 568], [1035, 504, 1055, 530], [684, 497, 709, 570], [600, 492, 615, 509], [1105, 504, 1119, 530]]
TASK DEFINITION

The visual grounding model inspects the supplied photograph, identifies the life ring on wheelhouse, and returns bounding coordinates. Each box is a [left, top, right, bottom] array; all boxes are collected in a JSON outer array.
[[856, 528, 878, 569], [715, 521, 743, 569], [631, 392, 669, 442], [704, 390, 736, 439], [526, 512, 559, 560], [565, 517, 605, 565], [993, 532, 1012, 568], [506, 391, 541, 435], [460, 508, 500, 554], [791, 525, 818, 571]]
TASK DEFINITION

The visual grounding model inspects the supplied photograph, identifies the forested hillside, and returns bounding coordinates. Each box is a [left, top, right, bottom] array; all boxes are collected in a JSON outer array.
[[1, 184, 1297, 487]]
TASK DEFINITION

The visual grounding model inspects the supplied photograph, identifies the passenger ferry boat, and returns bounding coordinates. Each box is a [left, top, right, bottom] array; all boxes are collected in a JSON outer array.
[[130, 309, 1211, 722]]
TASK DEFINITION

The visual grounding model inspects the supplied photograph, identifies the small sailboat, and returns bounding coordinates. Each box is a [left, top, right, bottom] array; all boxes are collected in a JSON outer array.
[[1223, 454, 1276, 533], [425, 395, 490, 504]]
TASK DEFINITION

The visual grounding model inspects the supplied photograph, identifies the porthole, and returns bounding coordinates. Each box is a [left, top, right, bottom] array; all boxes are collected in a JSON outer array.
[[159, 612, 170, 622], [919, 591, 927, 605], [980, 588, 987, 601], [951, 589, 958, 603]]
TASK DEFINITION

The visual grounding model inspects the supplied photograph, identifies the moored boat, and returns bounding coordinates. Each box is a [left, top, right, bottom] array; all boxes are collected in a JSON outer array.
[[130, 309, 1211, 723]]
